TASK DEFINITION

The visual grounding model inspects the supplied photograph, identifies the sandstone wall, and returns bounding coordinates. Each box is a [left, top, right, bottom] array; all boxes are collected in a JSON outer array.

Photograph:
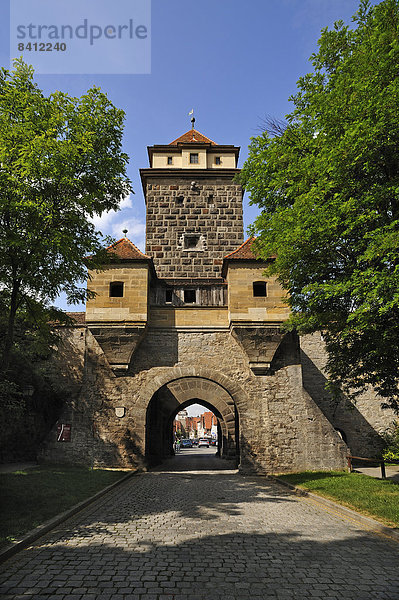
[[40, 327, 347, 474], [300, 333, 396, 457], [86, 263, 149, 323], [226, 263, 290, 323]]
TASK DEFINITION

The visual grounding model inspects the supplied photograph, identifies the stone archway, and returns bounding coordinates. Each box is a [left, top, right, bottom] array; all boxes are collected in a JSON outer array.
[[139, 367, 247, 468]]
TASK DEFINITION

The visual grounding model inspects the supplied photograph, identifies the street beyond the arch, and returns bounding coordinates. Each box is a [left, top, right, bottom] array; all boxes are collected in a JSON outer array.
[[1, 449, 398, 600]]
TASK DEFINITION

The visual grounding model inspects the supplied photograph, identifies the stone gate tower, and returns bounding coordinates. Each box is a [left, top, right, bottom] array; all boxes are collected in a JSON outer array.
[[141, 125, 243, 278], [41, 124, 393, 473]]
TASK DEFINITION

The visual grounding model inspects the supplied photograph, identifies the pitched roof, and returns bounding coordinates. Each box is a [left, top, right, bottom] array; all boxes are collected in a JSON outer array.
[[169, 128, 217, 146], [222, 237, 276, 277], [106, 238, 150, 261], [224, 237, 259, 260]]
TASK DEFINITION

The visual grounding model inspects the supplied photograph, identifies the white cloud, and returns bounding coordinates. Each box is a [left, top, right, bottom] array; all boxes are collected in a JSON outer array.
[[90, 193, 146, 252], [111, 217, 146, 251]]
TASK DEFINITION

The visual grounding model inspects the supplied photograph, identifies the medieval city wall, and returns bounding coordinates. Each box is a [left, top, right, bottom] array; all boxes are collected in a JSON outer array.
[[300, 333, 396, 456], [40, 326, 347, 474]]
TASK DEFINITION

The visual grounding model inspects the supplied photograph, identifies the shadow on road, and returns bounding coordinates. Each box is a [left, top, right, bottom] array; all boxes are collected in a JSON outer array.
[[1, 458, 399, 599], [1, 530, 398, 599]]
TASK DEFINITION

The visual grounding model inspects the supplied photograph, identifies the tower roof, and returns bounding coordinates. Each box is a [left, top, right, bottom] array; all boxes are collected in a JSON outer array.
[[223, 237, 259, 260], [106, 238, 150, 261], [169, 128, 217, 146], [222, 237, 276, 277]]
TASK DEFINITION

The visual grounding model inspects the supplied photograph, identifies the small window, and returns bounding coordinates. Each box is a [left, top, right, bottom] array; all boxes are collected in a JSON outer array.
[[208, 194, 214, 203], [184, 289, 196, 303], [253, 281, 267, 297], [184, 235, 200, 250], [167, 156, 173, 165], [165, 289, 173, 303], [110, 282, 124, 297], [176, 195, 184, 204], [190, 153, 199, 164], [215, 157, 221, 165]]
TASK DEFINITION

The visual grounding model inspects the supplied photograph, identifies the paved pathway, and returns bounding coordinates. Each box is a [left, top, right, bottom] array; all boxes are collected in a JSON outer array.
[[354, 464, 399, 482], [1, 449, 399, 600]]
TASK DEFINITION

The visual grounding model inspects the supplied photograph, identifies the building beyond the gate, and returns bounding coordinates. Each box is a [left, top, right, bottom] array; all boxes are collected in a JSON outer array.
[[40, 125, 395, 473]]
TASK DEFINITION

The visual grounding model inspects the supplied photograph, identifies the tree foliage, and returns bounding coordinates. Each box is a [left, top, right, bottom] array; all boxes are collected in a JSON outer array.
[[240, 0, 399, 411], [0, 59, 131, 369]]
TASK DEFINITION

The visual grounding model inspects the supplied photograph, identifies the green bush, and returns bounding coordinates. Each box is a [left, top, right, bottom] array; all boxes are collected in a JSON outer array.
[[382, 421, 399, 461]]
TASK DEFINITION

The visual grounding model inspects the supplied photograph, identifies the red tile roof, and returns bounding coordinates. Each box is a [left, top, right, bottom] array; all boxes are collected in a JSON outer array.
[[106, 238, 150, 261], [224, 237, 259, 260], [169, 129, 216, 146]]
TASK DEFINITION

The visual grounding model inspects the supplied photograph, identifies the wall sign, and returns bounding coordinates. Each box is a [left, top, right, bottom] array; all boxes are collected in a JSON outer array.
[[57, 423, 71, 442], [115, 407, 125, 418]]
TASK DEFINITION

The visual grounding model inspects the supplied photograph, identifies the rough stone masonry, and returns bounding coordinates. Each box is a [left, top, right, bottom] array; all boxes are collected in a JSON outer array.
[[40, 126, 395, 473]]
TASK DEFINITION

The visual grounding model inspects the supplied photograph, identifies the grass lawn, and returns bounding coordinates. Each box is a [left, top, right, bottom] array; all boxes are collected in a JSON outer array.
[[277, 471, 399, 528], [0, 465, 129, 548]]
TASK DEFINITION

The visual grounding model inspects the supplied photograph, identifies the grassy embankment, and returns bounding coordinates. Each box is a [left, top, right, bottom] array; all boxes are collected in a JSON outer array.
[[277, 471, 399, 527], [0, 465, 129, 548]]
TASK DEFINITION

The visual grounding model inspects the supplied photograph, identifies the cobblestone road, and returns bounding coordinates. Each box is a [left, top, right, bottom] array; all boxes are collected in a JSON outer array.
[[1, 449, 399, 600]]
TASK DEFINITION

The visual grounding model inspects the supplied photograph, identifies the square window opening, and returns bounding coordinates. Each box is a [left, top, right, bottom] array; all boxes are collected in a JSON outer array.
[[165, 289, 173, 303], [167, 156, 173, 165], [215, 157, 221, 165], [253, 281, 267, 297], [184, 235, 200, 250], [110, 282, 124, 297], [190, 153, 199, 164], [184, 289, 196, 303]]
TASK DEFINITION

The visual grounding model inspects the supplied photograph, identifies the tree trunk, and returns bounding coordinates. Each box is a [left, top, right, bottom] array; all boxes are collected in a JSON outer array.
[[2, 279, 20, 373]]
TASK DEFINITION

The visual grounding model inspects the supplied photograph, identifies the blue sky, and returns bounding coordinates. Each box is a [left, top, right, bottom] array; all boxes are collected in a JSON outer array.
[[1, 0, 373, 310]]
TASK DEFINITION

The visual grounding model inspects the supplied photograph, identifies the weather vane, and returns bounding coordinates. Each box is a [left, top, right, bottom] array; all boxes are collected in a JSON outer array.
[[189, 108, 195, 129], [123, 229, 128, 238]]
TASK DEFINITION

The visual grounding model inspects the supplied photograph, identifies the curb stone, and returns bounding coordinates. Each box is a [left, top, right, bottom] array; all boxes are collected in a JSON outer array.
[[269, 474, 399, 543], [0, 468, 139, 564]]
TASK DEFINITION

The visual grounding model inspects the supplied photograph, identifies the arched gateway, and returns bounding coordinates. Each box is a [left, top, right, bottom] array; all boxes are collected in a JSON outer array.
[[40, 124, 390, 473], [140, 368, 245, 466]]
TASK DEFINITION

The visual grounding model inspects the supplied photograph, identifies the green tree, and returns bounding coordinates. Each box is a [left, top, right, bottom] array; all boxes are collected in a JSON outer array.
[[240, 0, 399, 411], [0, 59, 131, 370]]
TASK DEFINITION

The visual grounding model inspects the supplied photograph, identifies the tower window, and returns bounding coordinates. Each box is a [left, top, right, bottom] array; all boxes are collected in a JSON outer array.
[[184, 234, 200, 250], [215, 157, 221, 165], [184, 289, 196, 303], [167, 156, 173, 165], [190, 153, 199, 164], [165, 289, 173, 303], [253, 281, 267, 297], [110, 282, 124, 297]]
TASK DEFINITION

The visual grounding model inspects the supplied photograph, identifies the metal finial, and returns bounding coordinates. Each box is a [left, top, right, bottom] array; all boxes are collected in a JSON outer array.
[[191, 116, 195, 129], [123, 229, 128, 237]]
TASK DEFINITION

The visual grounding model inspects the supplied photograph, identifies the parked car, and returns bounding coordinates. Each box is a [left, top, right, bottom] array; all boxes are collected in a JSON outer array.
[[210, 439, 217, 446], [198, 439, 209, 448], [181, 439, 193, 448]]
